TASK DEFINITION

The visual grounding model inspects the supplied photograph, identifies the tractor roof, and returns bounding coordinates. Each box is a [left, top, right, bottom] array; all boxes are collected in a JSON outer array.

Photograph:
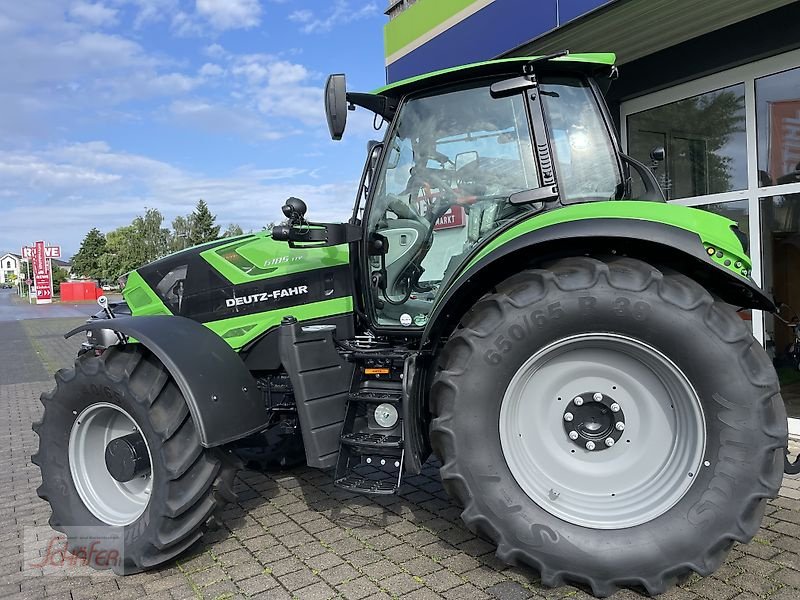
[[372, 53, 616, 97]]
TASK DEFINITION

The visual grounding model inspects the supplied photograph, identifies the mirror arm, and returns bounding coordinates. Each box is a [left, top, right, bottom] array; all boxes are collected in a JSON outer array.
[[272, 223, 362, 248], [620, 153, 666, 202]]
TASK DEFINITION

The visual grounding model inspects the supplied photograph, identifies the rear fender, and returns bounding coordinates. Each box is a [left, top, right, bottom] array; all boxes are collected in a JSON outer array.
[[66, 315, 268, 447], [421, 218, 773, 349]]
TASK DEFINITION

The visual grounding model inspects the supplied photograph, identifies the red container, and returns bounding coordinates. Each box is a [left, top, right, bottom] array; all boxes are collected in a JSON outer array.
[[60, 281, 103, 302]]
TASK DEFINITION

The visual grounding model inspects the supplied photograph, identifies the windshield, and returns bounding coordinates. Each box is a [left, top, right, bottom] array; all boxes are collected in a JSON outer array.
[[366, 75, 620, 328]]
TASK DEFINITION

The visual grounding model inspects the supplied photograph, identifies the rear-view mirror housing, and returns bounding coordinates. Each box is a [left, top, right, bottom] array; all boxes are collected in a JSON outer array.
[[325, 74, 347, 140]]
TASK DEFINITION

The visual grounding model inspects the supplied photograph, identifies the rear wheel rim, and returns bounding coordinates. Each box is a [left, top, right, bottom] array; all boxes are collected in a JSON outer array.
[[68, 402, 153, 526], [499, 333, 705, 529]]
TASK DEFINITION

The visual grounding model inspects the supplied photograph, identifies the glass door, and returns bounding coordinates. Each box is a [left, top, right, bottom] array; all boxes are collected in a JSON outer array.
[[622, 49, 800, 423]]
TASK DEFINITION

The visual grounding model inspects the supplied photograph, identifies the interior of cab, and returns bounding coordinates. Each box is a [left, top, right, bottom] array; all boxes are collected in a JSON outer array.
[[367, 76, 622, 327]]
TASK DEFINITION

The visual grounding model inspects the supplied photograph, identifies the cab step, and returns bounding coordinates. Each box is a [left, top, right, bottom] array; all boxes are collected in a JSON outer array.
[[334, 474, 398, 495], [333, 351, 406, 495], [348, 390, 402, 404], [340, 432, 402, 449]]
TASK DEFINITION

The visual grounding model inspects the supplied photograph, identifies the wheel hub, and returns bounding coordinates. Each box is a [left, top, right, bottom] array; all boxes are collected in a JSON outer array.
[[105, 432, 151, 482], [68, 402, 153, 526], [563, 392, 625, 450]]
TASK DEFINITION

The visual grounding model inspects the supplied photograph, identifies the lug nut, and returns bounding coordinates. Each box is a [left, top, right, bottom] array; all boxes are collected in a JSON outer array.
[[585, 441, 595, 450], [615, 422, 625, 431], [574, 397, 584, 406], [610, 403, 620, 412], [593, 393, 603, 402], [569, 431, 579, 440], [564, 412, 574, 422], [605, 437, 615, 447]]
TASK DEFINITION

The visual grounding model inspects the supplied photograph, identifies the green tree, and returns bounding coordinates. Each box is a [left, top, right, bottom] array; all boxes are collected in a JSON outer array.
[[223, 223, 244, 237], [97, 209, 170, 281], [52, 267, 68, 295], [170, 215, 193, 252], [99, 225, 139, 281], [133, 208, 169, 264], [71, 228, 107, 280], [188, 200, 220, 246]]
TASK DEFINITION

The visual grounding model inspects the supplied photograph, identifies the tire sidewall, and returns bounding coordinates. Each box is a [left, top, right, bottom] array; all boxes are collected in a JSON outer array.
[[437, 274, 779, 578], [38, 357, 167, 554]]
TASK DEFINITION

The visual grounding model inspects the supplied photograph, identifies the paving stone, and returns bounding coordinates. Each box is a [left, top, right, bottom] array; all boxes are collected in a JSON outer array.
[[443, 583, 493, 600], [277, 567, 320, 591], [486, 580, 534, 599], [335, 575, 385, 599], [289, 581, 335, 599], [6, 318, 800, 600], [319, 562, 360, 585], [423, 569, 465, 593], [383, 572, 424, 595]]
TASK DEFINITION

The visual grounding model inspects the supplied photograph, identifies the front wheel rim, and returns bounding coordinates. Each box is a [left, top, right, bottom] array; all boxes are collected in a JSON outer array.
[[499, 333, 705, 529], [68, 402, 153, 526]]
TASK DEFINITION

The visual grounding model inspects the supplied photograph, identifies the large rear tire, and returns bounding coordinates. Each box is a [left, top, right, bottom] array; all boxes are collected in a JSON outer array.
[[32, 346, 239, 574], [430, 256, 787, 597]]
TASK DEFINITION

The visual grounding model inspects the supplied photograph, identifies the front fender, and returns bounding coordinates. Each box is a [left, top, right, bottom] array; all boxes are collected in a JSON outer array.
[[66, 316, 268, 447], [422, 213, 772, 349]]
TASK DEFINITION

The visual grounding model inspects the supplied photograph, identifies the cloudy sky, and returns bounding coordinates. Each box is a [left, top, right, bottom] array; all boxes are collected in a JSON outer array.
[[0, 0, 387, 257]]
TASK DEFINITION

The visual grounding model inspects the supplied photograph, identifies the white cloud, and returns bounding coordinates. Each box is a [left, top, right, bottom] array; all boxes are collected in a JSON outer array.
[[288, 9, 312, 23], [169, 99, 287, 141], [0, 4, 211, 140], [204, 43, 227, 59], [123, 0, 180, 28], [196, 0, 262, 30], [0, 142, 357, 256], [68, 2, 119, 27], [293, 1, 378, 34], [198, 62, 224, 77]]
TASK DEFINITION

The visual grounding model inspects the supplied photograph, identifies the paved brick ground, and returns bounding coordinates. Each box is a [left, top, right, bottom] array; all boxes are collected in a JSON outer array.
[[2, 318, 800, 600]]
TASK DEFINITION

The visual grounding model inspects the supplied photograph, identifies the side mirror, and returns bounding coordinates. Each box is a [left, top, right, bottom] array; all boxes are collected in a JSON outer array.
[[650, 146, 665, 162], [325, 74, 348, 141], [455, 151, 479, 172], [367, 140, 382, 171]]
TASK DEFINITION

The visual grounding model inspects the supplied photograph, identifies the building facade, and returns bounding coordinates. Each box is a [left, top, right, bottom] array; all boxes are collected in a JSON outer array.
[[383, 0, 800, 423], [0, 253, 22, 285]]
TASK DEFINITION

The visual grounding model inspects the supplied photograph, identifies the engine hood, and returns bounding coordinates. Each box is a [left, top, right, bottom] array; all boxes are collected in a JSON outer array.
[[122, 231, 353, 349]]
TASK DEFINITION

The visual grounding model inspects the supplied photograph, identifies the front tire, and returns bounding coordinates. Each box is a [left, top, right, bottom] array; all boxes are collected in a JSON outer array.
[[32, 346, 238, 573], [430, 257, 787, 596]]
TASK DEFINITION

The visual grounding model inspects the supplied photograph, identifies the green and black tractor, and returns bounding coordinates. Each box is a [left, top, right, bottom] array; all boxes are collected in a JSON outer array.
[[33, 52, 790, 596]]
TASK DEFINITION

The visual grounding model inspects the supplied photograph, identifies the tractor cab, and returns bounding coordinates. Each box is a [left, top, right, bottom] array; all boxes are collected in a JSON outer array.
[[277, 53, 663, 331]]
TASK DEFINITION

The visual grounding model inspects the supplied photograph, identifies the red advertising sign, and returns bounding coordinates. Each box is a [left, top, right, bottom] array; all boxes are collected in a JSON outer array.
[[22, 245, 61, 259], [33, 241, 52, 303], [22, 241, 60, 304], [767, 99, 800, 184], [433, 205, 465, 230]]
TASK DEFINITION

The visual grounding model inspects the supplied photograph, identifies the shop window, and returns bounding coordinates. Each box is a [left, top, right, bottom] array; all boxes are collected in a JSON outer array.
[[760, 193, 800, 418], [756, 66, 800, 188], [627, 84, 747, 200]]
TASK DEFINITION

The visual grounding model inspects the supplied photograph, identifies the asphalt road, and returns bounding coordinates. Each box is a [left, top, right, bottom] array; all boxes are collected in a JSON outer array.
[[0, 288, 104, 321]]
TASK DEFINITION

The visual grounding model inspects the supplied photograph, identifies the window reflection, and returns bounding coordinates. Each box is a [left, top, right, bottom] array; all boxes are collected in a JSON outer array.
[[756, 66, 800, 188], [760, 194, 800, 417], [627, 84, 747, 200]]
